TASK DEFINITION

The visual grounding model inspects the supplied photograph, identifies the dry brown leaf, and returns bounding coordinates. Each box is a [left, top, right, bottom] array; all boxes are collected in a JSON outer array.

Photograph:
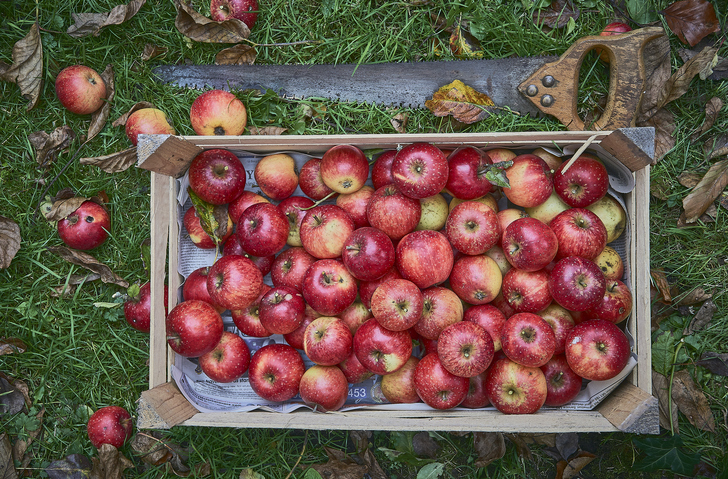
[[652, 370, 679, 432], [425, 80, 496, 124], [0, 23, 42, 111], [67, 0, 146, 38], [449, 17, 482, 58], [44, 196, 90, 223], [80, 147, 138, 173], [0, 338, 27, 356], [391, 112, 408, 133], [50, 273, 102, 298], [215, 44, 257, 65], [45, 454, 94, 478], [48, 246, 129, 288], [677, 170, 703, 188], [691, 97, 723, 140], [556, 451, 596, 479], [111, 101, 157, 127], [0, 433, 18, 479], [141, 43, 168, 61], [638, 108, 676, 164], [90, 444, 134, 479], [684, 299, 717, 335], [304, 446, 368, 479], [681, 159, 728, 223], [473, 432, 506, 468], [532, 0, 579, 29], [504, 434, 532, 460], [87, 65, 115, 142], [0, 377, 26, 416], [650, 269, 673, 303], [248, 126, 287, 135], [175, 0, 250, 44], [696, 352, 728, 376], [678, 286, 712, 305], [663, 0, 721, 47], [703, 133, 728, 161], [0, 216, 21, 269], [130, 432, 174, 466], [637, 35, 672, 124], [28, 126, 76, 169], [672, 369, 716, 432]]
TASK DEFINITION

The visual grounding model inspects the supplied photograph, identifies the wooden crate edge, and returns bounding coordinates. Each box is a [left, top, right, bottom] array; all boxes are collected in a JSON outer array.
[[137, 382, 199, 430]]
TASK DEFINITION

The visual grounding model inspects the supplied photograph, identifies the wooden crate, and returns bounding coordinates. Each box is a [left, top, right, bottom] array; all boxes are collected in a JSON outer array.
[[136, 129, 659, 434]]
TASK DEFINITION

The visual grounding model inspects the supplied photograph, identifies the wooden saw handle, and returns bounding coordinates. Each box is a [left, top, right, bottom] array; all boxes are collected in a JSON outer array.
[[517, 27, 665, 131]]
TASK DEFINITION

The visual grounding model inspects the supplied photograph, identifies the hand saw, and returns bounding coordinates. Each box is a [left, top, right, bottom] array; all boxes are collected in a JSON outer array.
[[154, 27, 664, 131]]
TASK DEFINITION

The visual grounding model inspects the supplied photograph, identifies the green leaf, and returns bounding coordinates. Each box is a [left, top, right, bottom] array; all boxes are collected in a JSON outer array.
[[239, 467, 267, 479], [377, 448, 435, 468], [626, 0, 658, 24], [632, 435, 701, 475], [485, 160, 513, 189], [417, 462, 445, 479], [187, 188, 229, 246], [651, 331, 676, 377], [127, 282, 141, 300], [302, 468, 323, 479]]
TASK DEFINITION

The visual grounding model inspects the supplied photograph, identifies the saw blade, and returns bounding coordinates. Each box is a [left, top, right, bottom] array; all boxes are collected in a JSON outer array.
[[153, 56, 558, 115]]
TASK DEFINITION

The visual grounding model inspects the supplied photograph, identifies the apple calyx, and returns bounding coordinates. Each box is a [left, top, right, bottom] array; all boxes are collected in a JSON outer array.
[[465, 221, 479, 232], [322, 272, 344, 285], [461, 345, 473, 359], [214, 164, 230, 178], [214, 126, 226, 135], [520, 327, 536, 343]]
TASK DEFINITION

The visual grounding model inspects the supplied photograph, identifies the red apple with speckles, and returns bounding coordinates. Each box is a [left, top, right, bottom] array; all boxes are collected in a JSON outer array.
[[183, 205, 233, 250], [564, 319, 630, 381], [437, 321, 494, 378], [190, 89, 246, 136], [371, 279, 424, 332], [237, 202, 289, 258], [502, 154, 553, 208], [125, 108, 175, 146], [553, 157, 609, 208], [381, 356, 420, 403], [207, 254, 263, 311], [338, 350, 375, 384], [166, 300, 224, 357], [366, 184, 421, 240], [548, 256, 606, 311], [500, 312, 556, 368], [415, 286, 463, 341], [501, 217, 558, 272], [228, 190, 269, 224], [320, 144, 370, 195], [359, 267, 402, 309], [303, 316, 354, 366], [336, 186, 374, 228], [550, 208, 607, 261], [259, 285, 306, 335], [124, 282, 168, 333], [538, 303, 575, 355], [299, 158, 335, 201], [413, 352, 469, 409], [248, 343, 305, 402], [338, 300, 373, 335], [198, 331, 251, 383], [341, 226, 395, 282], [300, 204, 355, 259], [540, 354, 583, 407], [353, 318, 412, 375], [231, 284, 272, 338], [448, 254, 502, 305], [485, 357, 547, 414], [464, 304, 506, 352], [277, 195, 315, 247], [298, 365, 349, 412], [282, 304, 319, 349], [396, 230, 454, 289], [584, 279, 632, 324], [501, 268, 551, 314], [392, 143, 449, 199], [254, 154, 299, 201], [55, 65, 106, 115], [301, 259, 357, 316], [270, 247, 316, 292], [497, 208, 529, 242], [188, 149, 247, 206], [461, 371, 491, 408], [445, 200, 501, 255], [445, 146, 494, 200], [86, 406, 132, 449], [371, 150, 397, 190], [210, 0, 258, 29], [57, 200, 110, 251]]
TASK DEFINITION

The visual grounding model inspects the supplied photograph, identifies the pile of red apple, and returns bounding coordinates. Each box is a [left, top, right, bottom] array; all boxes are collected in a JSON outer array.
[[168, 142, 634, 414]]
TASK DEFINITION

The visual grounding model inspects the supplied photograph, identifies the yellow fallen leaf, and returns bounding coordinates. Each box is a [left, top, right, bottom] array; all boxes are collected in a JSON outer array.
[[424, 80, 496, 124]]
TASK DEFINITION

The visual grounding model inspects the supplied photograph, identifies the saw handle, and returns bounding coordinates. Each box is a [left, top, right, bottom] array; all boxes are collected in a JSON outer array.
[[517, 27, 665, 131]]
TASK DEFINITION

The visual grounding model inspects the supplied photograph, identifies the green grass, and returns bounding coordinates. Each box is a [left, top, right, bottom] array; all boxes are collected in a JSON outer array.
[[1, 0, 727, 477]]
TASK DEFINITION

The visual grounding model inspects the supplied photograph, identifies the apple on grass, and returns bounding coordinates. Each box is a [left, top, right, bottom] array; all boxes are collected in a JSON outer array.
[[189, 89, 246, 136], [320, 144, 370, 195], [366, 184, 421, 241], [540, 354, 583, 407], [445, 201, 500, 256], [125, 108, 175, 146], [553, 156, 609, 208], [254, 154, 299, 201], [299, 158, 336, 201], [270, 247, 317, 292], [548, 256, 607, 312], [124, 282, 169, 333], [584, 279, 633, 324], [370, 279, 424, 332], [564, 319, 630, 381], [501, 268, 552, 314], [464, 304, 506, 352], [381, 356, 420, 404], [299, 365, 349, 412], [396, 230, 454, 290], [353, 318, 412, 376], [448, 254, 502, 305], [413, 352, 469, 409], [207, 254, 264, 311], [86, 406, 132, 449], [415, 286, 463, 341], [301, 259, 357, 316], [166, 300, 224, 358], [231, 284, 272, 338], [500, 312, 556, 368], [57, 200, 110, 251], [228, 190, 269, 224], [502, 154, 553, 208], [392, 143, 449, 199], [198, 331, 251, 383], [237, 202, 289, 258], [259, 286, 306, 335], [183, 205, 233, 250], [371, 150, 397, 190], [303, 316, 354, 366], [338, 350, 375, 385], [300, 204, 355, 259], [501, 217, 558, 272], [597, 22, 632, 63], [550, 208, 607, 261], [341, 227, 395, 282], [248, 344, 305, 402], [485, 357, 548, 414], [445, 146, 494, 200], [210, 0, 258, 29], [55, 65, 106, 115], [437, 321, 494, 378], [336, 186, 374, 229]]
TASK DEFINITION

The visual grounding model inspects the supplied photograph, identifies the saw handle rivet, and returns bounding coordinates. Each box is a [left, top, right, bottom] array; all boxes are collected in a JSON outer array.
[[542, 75, 555, 87], [526, 84, 539, 96], [540, 94, 554, 107]]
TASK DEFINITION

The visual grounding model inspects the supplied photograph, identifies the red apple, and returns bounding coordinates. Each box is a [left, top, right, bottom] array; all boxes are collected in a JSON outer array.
[[338, 350, 375, 384], [461, 371, 491, 408], [228, 190, 269, 224], [550, 208, 607, 261], [341, 227, 395, 281], [189, 89, 246, 136], [336, 186, 374, 228], [207, 254, 263, 311], [241, 252, 274, 277], [500, 312, 556, 368], [231, 284, 272, 338], [415, 286, 463, 340], [124, 282, 169, 333], [358, 267, 402, 309], [303, 316, 354, 366], [485, 245, 512, 277], [371, 150, 397, 190], [594, 246, 625, 281], [237, 202, 289, 258], [396, 230, 454, 289], [301, 259, 357, 316], [502, 154, 553, 208], [553, 157, 609, 208], [584, 279, 632, 324], [166, 300, 224, 357], [298, 158, 335, 201], [564, 319, 630, 381], [392, 143, 449, 199], [548, 256, 607, 311], [597, 22, 632, 63], [300, 204, 355, 259], [371, 279, 424, 332], [448, 254, 502, 305], [445, 200, 500, 255], [298, 365, 349, 412], [464, 304, 506, 352], [485, 357, 548, 414], [540, 354, 583, 407], [485, 148, 516, 164], [57, 200, 110, 250], [259, 286, 306, 334], [320, 144, 370, 194], [183, 205, 233, 250], [501, 268, 551, 314], [210, 0, 258, 29], [248, 343, 305, 402], [338, 300, 373, 335], [380, 356, 420, 403], [86, 406, 132, 449], [222, 234, 245, 256], [437, 321, 494, 377], [531, 147, 563, 172], [366, 184, 421, 240], [254, 154, 299, 201], [492, 292, 516, 319], [278, 196, 315, 247], [413, 352, 469, 409], [198, 331, 251, 383], [501, 217, 557, 272], [353, 318, 412, 375], [55, 65, 106, 115], [538, 303, 575, 355], [270, 246, 317, 292], [496, 208, 529, 242], [445, 146, 494, 200], [282, 304, 319, 349], [125, 108, 175, 145]]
